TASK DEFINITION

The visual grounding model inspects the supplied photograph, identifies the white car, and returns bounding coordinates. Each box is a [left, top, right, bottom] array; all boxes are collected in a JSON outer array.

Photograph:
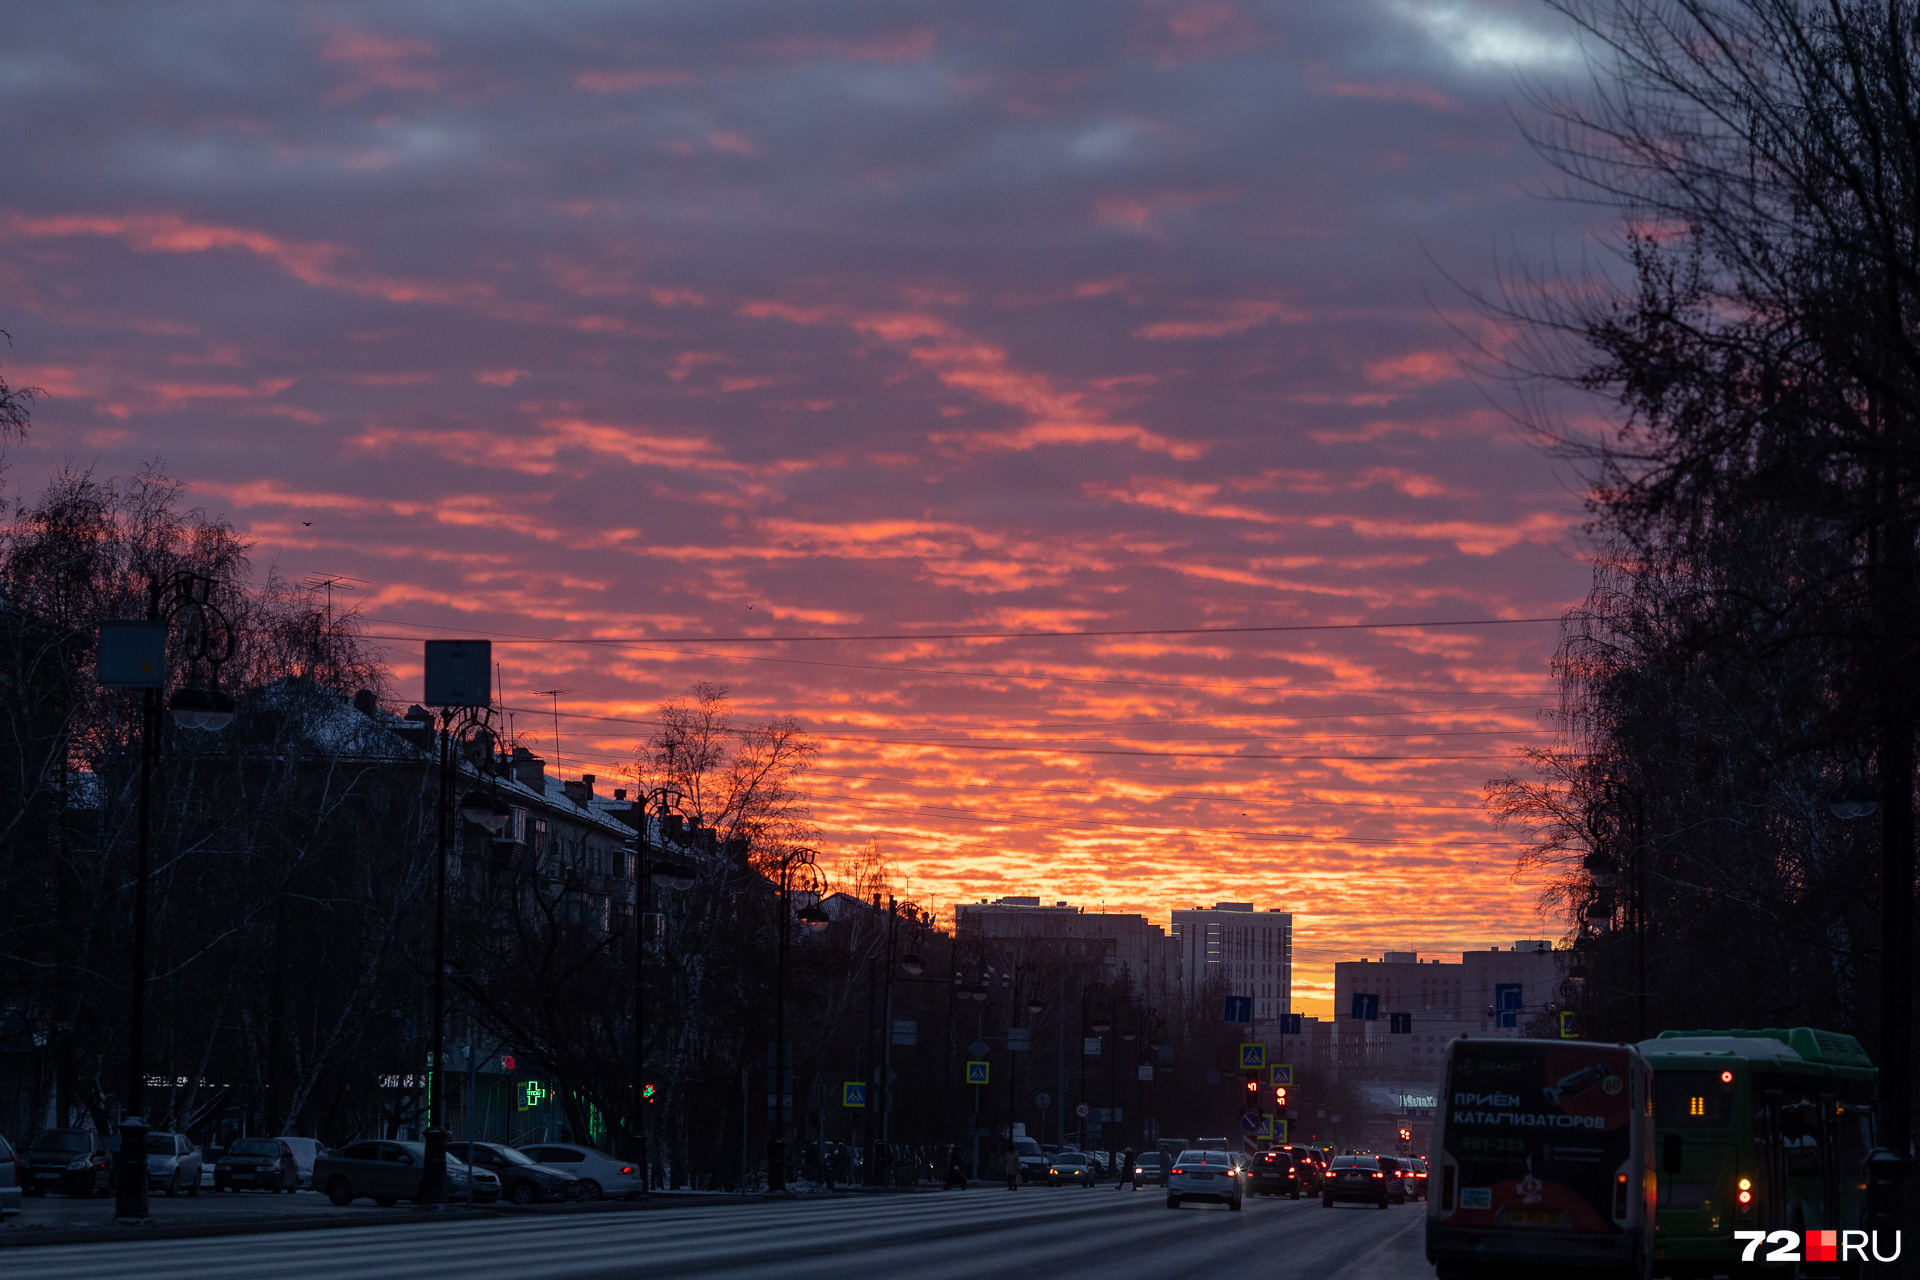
[[1166, 1148, 1244, 1211], [515, 1143, 641, 1200], [273, 1136, 330, 1189]]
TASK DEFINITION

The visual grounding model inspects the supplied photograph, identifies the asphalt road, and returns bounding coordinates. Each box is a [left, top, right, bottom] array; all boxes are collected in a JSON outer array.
[[8, 1185, 1433, 1280]]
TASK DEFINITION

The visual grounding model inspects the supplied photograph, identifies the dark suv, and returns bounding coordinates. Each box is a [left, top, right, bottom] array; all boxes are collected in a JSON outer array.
[[23, 1130, 112, 1197], [1251, 1149, 1303, 1198]]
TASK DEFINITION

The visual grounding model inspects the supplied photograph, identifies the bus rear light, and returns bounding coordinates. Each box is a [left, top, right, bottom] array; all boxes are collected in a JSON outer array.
[[1613, 1171, 1628, 1219]]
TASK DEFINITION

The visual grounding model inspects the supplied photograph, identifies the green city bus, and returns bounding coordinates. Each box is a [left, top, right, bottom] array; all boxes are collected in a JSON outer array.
[[1639, 1028, 1876, 1279]]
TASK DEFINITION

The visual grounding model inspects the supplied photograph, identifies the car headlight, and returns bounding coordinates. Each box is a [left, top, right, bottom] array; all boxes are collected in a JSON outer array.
[[66, 1157, 90, 1170]]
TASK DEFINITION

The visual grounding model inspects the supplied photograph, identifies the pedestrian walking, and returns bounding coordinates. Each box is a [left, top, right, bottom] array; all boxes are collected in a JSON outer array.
[[1004, 1146, 1020, 1191], [1116, 1148, 1137, 1190], [944, 1147, 967, 1190]]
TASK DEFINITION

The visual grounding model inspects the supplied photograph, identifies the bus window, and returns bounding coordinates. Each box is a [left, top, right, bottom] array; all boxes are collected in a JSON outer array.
[[1654, 1071, 1731, 1127]]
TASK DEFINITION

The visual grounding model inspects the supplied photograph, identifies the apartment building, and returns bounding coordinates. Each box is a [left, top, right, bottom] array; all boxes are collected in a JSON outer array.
[[1171, 902, 1292, 1026]]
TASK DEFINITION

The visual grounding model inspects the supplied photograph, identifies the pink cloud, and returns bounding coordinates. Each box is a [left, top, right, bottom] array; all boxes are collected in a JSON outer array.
[[572, 68, 694, 93], [1133, 298, 1306, 339]]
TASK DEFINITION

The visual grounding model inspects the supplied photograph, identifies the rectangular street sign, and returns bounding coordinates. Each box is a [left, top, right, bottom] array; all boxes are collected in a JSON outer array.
[[1281, 1013, 1304, 1035], [965, 1061, 990, 1085], [1083, 1037, 1102, 1055], [1351, 993, 1380, 1022], [97, 620, 166, 688], [1273, 1118, 1289, 1142], [1270, 1063, 1292, 1086], [890, 1019, 917, 1046], [1390, 1012, 1412, 1034], [1137, 1064, 1153, 1082], [1222, 995, 1252, 1023], [1007, 1027, 1031, 1052], [842, 1082, 867, 1108], [424, 639, 492, 707], [1238, 1042, 1265, 1069]]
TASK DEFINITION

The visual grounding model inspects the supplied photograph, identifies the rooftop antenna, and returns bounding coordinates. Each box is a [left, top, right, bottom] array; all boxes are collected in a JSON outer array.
[[534, 689, 573, 775], [299, 573, 369, 623]]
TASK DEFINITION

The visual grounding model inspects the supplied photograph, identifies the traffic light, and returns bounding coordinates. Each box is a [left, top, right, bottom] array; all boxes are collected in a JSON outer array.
[[1244, 1073, 1259, 1095], [1273, 1085, 1289, 1113], [1398, 1127, 1411, 1142]]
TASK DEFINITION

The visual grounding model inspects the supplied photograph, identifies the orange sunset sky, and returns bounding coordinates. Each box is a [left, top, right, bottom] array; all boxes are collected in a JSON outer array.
[[0, 1, 1603, 1017]]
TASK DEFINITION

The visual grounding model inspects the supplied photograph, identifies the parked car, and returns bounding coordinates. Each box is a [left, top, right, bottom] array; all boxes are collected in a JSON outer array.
[[23, 1130, 111, 1197], [0, 1133, 20, 1216], [1322, 1153, 1391, 1209], [446, 1141, 578, 1204], [1044, 1151, 1096, 1186], [274, 1137, 329, 1189], [214, 1137, 298, 1193], [4, 1134, 25, 1199], [516, 1143, 640, 1200], [1251, 1148, 1303, 1198], [316, 1140, 500, 1206], [141, 1132, 202, 1197], [1166, 1148, 1244, 1211]]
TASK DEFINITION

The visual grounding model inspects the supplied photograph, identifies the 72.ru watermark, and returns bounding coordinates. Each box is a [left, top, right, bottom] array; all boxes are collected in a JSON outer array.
[[1734, 1230, 1901, 1263]]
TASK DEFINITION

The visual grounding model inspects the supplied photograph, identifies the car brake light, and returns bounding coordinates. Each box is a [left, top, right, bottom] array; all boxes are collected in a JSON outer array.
[[620, 1166, 633, 1175], [1371, 1171, 1383, 1178]]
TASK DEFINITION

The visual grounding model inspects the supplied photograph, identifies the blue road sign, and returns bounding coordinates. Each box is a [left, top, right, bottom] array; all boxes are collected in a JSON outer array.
[[1239, 1042, 1265, 1069], [1351, 993, 1380, 1022], [1495, 983, 1523, 1029], [1223, 995, 1253, 1023], [842, 1082, 867, 1108], [1281, 1013, 1303, 1035], [1270, 1063, 1293, 1086], [1240, 1111, 1261, 1135], [965, 1061, 990, 1085]]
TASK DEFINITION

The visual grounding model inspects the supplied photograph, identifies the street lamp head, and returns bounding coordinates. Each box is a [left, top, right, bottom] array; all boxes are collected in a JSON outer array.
[[797, 903, 831, 933], [458, 790, 499, 828], [1026, 998, 1044, 1015], [901, 952, 925, 975], [1121, 1030, 1137, 1042], [1090, 1017, 1112, 1034], [651, 861, 698, 891], [168, 683, 234, 731]]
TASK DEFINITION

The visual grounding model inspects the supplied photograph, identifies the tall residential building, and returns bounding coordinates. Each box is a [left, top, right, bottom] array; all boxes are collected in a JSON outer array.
[[1331, 941, 1567, 1078], [954, 897, 1176, 1009], [1171, 903, 1292, 1024]]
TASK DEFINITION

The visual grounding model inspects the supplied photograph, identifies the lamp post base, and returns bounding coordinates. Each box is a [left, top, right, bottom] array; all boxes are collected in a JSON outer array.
[[767, 1138, 785, 1193], [419, 1127, 448, 1206], [113, 1115, 150, 1223]]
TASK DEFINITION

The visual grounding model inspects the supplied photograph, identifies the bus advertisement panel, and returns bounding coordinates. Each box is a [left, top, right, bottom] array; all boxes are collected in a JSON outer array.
[[1428, 1038, 1654, 1278]]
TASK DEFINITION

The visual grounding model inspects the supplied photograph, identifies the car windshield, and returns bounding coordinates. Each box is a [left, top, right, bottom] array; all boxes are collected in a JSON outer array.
[[492, 1145, 538, 1166], [145, 1135, 179, 1155], [32, 1133, 92, 1153], [1331, 1156, 1378, 1169], [1012, 1139, 1040, 1155], [1053, 1154, 1085, 1165], [230, 1139, 280, 1157]]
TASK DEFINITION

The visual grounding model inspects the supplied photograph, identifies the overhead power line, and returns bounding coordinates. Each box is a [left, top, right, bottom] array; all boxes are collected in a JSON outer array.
[[364, 613, 1559, 646]]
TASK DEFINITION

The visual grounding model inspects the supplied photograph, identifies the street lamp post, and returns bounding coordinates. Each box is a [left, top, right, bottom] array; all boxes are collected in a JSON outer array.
[[766, 847, 828, 1193], [98, 573, 236, 1224], [1079, 983, 1110, 1152], [631, 787, 696, 1195]]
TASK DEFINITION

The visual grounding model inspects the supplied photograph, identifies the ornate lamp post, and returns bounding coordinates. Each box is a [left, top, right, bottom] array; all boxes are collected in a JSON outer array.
[[97, 572, 236, 1224], [766, 846, 828, 1192]]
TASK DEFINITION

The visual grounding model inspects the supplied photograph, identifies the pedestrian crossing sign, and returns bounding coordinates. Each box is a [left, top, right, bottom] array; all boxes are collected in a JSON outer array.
[[842, 1082, 867, 1108], [965, 1060, 990, 1085], [1270, 1063, 1292, 1086], [1239, 1043, 1265, 1069], [1272, 1118, 1289, 1142]]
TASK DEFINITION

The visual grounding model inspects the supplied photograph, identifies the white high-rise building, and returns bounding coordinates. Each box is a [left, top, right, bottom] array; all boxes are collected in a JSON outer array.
[[1171, 903, 1292, 1024]]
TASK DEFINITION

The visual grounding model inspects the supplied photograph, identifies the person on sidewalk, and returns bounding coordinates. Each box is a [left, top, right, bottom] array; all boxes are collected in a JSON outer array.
[[1116, 1148, 1137, 1189], [944, 1147, 967, 1190], [1004, 1146, 1020, 1190]]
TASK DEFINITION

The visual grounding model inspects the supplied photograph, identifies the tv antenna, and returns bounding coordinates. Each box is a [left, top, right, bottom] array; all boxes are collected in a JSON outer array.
[[300, 573, 369, 622], [534, 689, 573, 775]]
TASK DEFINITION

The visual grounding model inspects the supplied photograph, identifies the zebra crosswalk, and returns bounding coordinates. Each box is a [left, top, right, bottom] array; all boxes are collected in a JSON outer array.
[[6, 1184, 1428, 1280]]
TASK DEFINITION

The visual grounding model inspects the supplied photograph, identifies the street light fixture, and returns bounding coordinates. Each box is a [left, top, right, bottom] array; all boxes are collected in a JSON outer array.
[[901, 952, 925, 975], [799, 904, 831, 933], [767, 847, 827, 1193], [97, 571, 236, 1225]]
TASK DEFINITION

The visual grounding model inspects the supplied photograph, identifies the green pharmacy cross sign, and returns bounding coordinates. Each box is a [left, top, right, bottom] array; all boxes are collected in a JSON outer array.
[[518, 1080, 550, 1111]]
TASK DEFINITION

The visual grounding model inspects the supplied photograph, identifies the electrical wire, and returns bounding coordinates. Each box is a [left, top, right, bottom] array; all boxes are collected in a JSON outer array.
[[364, 613, 1561, 646]]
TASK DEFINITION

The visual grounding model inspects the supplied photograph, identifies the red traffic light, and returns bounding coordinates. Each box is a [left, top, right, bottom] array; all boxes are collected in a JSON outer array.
[[1245, 1076, 1259, 1092], [1274, 1085, 1289, 1107]]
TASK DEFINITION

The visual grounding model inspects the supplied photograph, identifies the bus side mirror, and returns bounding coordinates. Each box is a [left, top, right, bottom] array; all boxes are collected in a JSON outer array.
[[1662, 1133, 1682, 1174]]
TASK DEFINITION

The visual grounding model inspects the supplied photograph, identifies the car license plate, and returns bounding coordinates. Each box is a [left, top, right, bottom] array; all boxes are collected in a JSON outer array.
[[231, 1172, 253, 1180], [1190, 1172, 1214, 1180], [36, 1171, 58, 1180], [1503, 1208, 1565, 1227]]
